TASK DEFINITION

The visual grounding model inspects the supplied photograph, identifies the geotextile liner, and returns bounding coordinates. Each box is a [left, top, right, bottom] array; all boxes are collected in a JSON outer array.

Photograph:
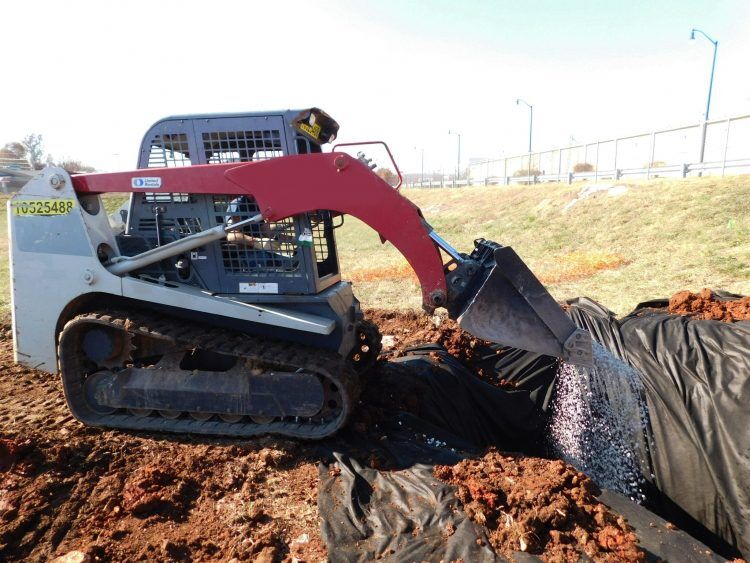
[[566, 294, 750, 558], [317, 345, 729, 561]]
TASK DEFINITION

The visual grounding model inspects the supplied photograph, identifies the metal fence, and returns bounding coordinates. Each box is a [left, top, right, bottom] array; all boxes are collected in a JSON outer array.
[[406, 114, 750, 188]]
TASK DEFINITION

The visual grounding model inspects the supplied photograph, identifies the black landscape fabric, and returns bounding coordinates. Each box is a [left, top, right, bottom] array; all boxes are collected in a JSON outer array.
[[317, 345, 728, 562], [566, 296, 750, 558]]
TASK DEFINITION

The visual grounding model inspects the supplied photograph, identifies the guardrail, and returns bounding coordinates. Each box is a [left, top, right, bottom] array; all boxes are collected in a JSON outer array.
[[478, 157, 750, 186], [407, 178, 472, 188], [404, 113, 750, 188]]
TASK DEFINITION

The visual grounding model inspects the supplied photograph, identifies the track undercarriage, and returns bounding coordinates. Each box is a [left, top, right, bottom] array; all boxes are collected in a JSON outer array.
[[58, 311, 380, 439]]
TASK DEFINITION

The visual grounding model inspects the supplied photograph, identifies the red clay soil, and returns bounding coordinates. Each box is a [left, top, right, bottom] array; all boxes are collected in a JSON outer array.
[[365, 308, 487, 363], [434, 449, 645, 562], [1, 309, 510, 561], [0, 320, 326, 563], [669, 288, 750, 322], [365, 308, 522, 390]]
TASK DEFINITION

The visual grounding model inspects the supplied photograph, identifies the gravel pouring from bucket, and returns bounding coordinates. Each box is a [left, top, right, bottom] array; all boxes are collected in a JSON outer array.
[[455, 246, 593, 367]]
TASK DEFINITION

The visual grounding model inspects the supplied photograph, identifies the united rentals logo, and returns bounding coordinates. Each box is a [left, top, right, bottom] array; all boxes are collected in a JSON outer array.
[[131, 177, 162, 189]]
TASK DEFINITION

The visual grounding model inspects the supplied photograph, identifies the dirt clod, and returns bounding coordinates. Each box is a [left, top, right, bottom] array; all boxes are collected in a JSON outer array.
[[365, 309, 487, 364], [669, 288, 750, 321], [49, 551, 92, 563], [121, 465, 196, 518], [442, 522, 456, 538], [434, 449, 645, 562]]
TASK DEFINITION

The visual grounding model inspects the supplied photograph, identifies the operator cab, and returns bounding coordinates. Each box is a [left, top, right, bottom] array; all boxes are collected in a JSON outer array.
[[120, 108, 343, 297]]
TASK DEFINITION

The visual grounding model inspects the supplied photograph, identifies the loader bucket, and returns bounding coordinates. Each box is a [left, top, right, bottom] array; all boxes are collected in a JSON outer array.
[[456, 246, 593, 367]]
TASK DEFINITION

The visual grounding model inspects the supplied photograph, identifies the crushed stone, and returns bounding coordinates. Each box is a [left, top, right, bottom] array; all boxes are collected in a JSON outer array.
[[547, 342, 652, 502]]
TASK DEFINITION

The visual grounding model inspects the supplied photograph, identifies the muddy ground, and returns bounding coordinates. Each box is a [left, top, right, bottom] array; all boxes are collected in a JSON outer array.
[[0, 293, 738, 562]]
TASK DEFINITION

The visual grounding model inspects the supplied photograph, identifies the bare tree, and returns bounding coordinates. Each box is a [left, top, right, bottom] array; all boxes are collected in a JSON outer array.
[[57, 160, 96, 173], [376, 167, 398, 186], [1, 142, 27, 160], [2, 134, 96, 172], [22, 134, 45, 170]]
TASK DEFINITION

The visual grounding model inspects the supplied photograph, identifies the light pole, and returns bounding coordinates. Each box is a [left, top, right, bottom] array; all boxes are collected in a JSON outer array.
[[690, 28, 718, 165], [448, 130, 461, 182], [516, 98, 533, 179], [516, 98, 533, 153], [414, 146, 424, 186]]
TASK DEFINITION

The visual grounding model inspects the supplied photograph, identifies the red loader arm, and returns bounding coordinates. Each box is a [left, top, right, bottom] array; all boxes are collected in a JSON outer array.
[[73, 153, 448, 310]]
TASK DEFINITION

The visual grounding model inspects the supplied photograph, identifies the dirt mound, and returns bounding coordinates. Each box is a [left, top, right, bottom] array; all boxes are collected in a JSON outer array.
[[669, 288, 750, 322], [0, 429, 327, 562], [434, 449, 645, 562], [365, 308, 487, 363], [352, 309, 516, 445]]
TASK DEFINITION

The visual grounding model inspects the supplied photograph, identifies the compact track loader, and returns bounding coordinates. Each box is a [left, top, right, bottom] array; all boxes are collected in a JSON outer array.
[[8, 108, 592, 439]]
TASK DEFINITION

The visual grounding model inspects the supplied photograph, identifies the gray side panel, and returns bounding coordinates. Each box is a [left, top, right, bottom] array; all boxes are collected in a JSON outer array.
[[9, 169, 123, 372]]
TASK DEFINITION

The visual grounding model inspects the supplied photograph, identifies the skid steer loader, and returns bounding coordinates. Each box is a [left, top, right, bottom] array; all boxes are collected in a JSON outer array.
[[7, 108, 592, 439]]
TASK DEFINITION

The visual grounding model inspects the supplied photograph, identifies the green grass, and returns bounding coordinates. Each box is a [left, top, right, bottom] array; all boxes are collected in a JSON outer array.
[[337, 175, 750, 315], [3, 176, 750, 316]]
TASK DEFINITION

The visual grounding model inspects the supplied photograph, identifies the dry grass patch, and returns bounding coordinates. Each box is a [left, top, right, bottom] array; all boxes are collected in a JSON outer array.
[[537, 251, 629, 285], [348, 262, 417, 284]]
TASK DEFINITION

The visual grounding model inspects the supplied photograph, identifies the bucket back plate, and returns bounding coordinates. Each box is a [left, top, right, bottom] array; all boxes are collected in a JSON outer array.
[[456, 246, 593, 367]]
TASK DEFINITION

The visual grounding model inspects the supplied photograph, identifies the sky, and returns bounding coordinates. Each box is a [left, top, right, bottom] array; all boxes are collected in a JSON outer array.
[[2, 0, 749, 174]]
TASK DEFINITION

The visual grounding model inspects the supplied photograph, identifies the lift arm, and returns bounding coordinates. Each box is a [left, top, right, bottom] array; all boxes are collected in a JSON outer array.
[[73, 153, 449, 310]]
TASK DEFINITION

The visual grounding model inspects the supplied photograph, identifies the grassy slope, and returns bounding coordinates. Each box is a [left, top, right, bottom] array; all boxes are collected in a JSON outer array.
[[337, 175, 750, 315], [2, 176, 750, 316]]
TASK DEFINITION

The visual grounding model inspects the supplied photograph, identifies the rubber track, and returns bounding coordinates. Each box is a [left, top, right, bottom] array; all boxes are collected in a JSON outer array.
[[58, 310, 361, 439]]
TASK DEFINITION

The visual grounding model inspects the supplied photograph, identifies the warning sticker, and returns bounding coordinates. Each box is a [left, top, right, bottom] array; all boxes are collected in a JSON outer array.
[[298, 122, 321, 140], [131, 177, 162, 189], [239, 282, 279, 294]]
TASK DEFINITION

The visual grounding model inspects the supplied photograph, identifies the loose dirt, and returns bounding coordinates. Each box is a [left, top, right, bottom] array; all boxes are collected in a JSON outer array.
[[0, 310, 659, 561], [0, 319, 326, 562], [434, 450, 645, 562], [365, 308, 537, 390], [669, 288, 750, 322], [365, 308, 487, 363]]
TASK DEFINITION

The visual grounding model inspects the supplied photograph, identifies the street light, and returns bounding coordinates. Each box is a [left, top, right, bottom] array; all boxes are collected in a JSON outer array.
[[516, 98, 533, 153], [448, 130, 461, 182], [413, 146, 424, 186], [690, 28, 719, 165]]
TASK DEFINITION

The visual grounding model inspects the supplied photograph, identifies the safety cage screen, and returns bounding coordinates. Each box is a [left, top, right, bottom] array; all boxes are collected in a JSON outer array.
[[146, 133, 192, 167], [213, 195, 300, 277], [212, 196, 338, 280], [203, 130, 284, 163]]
